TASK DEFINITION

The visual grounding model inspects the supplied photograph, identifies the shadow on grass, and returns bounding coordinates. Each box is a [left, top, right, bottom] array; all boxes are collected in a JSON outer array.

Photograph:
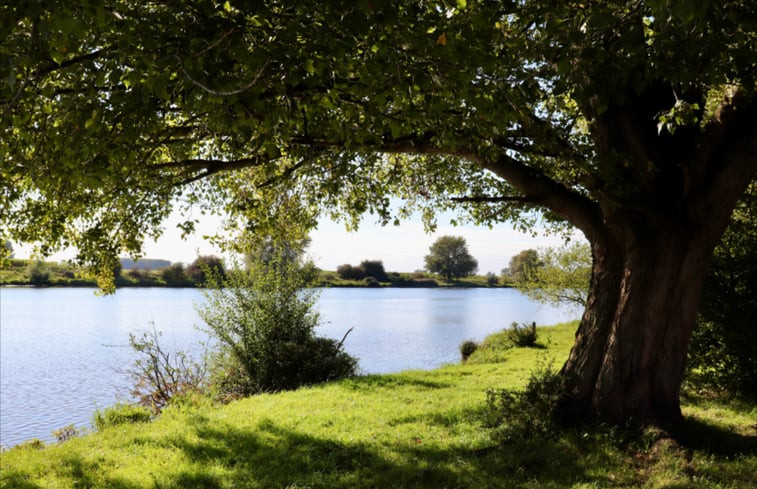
[[676, 416, 757, 455], [156, 412, 613, 489], [341, 374, 451, 392]]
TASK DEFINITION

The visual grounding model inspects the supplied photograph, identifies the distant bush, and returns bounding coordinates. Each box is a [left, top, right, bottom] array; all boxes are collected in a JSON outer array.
[[93, 403, 152, 431], [363, 276, 380, 287], [185, 255, 226, 285], [407, 278, 438, 288], [319, 271, 338, 282], [486, 272, 499, 286], [336, 263, 365, 280], [460, 340, 479, 361], [128, 269, 146, 279], [26, 260, 50, 285], [506, 321, 538, 347], [160, 263, 187, 284], [360, 260, 388, 281]]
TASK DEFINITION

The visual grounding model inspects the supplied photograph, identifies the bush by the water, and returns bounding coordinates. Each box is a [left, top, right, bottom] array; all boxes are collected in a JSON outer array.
[[459, 340, 479, 361], [336, 260, 388, 282], [506, 321, 538, 347], [26, 259, 50, 285], [199, 246, 358, 397], [127, 327, 207, 412], [93, 403, 152, 431]]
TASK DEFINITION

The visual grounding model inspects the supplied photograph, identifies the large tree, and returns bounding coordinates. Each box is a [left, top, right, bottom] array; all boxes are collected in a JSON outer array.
[[2, 1, 755, 427], [424, 235, 478, 281]]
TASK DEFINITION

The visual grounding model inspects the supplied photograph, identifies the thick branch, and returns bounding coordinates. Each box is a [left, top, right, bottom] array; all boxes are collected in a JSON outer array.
[[450, 195, 537, 204], [152, 157, 263, 171], [34, 49, 109, 77], [477, 152, 605, 241]]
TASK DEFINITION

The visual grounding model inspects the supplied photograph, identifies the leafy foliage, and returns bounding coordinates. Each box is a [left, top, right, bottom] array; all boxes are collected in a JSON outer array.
[[159, 263, 187, 285], [459, 340, 479, 362], [199, 242, 357, 396], [359, 260, 389, 282], [516, 243, 592, 309], [485, 271, 498, 286], [687, 184, 757, 398], [336, 263, 366, 280], [3, 240, 12, 259], [502, 249, 541, 284], [26, 259, 50, 285], [424, 236, 478, 281], [185, 255, 226, 285], [506, 321, 539, 348], [484, 364, 564, 444], [51, 424, 83, 443], [336, 259, 388, 281], [4, 1, 753, 289]]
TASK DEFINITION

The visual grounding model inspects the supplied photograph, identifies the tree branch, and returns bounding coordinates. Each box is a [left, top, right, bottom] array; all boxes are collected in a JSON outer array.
[[475, 152, 605, 241], [450, 195, 537, 204], [34, 49, 109, 77]]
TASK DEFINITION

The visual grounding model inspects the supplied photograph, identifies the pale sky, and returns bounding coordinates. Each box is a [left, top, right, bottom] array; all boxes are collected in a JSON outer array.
[[15, 208, 585, 274]]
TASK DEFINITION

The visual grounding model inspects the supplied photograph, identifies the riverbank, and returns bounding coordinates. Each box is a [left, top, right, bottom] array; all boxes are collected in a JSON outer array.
[[3, 321, 755, 488], [1, 258, 509, 289]]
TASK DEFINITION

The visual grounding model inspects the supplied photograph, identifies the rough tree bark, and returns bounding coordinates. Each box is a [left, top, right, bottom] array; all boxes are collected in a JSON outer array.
[[559, 221, 714, 428], [554, 90, 757, 429]]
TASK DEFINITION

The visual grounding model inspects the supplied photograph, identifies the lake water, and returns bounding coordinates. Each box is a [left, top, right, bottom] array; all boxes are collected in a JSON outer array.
[[0, 287, 578, 447]]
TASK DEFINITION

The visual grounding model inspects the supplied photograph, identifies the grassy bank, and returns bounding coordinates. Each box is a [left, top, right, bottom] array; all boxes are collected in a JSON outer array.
[[2, 321, 756, 488]]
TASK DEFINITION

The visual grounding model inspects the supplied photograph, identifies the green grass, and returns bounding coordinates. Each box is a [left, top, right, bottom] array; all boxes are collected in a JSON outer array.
[[2, 321, 755, 488]]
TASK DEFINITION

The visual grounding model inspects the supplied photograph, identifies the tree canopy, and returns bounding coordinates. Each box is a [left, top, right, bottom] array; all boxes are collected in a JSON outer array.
[[516, 243, 592, 309], [502, 249, 541, 283], [424, 235, 478, 281], [2, 1, 756, 426], [3, 1, 752, 276]]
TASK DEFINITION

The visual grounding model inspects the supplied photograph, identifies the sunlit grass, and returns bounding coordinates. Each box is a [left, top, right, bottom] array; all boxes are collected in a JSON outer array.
[[2, 320, 755, 488]]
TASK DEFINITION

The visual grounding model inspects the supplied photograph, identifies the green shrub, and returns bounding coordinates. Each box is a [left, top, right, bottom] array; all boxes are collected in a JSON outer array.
[[460, 340, 479, 361], [360, 260, 388, 281], [199, 246, 358, 395], [160, 263, 187, 285], [486, 272, 499, 286], [52, 424, 83, 443], [686, 185, 757, 398], [506, 321, 538, 347], [93, 403, 152, 431], [185, 255, 226, 285], [26, 259, 50, 285], [363, 276, 380, 287], [336, 263, 365, 280], [483, 365, 564, 444]]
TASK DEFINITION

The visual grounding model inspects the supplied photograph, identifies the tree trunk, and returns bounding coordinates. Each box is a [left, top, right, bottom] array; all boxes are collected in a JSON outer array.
[[557, 218, 716, 429]]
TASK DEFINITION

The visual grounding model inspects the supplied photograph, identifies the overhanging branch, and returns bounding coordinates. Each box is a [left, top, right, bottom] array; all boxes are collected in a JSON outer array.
[[450, 195, 537, 204]]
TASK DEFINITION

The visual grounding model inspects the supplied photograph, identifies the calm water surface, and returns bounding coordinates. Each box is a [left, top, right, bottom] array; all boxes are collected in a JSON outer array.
[[0, 287, 577, 447]]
